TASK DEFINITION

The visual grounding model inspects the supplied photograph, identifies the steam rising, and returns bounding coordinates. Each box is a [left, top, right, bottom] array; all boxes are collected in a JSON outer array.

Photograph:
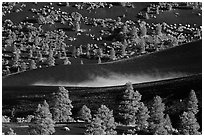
[[32, 72, 187, 87]]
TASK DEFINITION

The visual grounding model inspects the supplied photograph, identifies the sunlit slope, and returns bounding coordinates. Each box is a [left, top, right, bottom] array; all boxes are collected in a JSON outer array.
[[2, 40, 202, 87]]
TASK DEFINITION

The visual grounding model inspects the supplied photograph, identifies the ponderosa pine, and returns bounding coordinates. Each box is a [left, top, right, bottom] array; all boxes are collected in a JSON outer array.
[[50, 86, 73, 122], [29, 100, 55, 135]]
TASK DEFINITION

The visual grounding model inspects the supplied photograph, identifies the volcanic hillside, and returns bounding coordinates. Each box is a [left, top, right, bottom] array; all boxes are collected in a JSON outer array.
[[2, 40, 202, 87]]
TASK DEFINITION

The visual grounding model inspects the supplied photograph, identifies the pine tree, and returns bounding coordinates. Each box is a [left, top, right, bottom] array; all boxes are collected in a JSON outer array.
[[140, 21, 147, 37], [148, 96, 168, 135], [47, 56, 55, 66], [76, 48, 81, 57], [50, 87, 73, 122], [118, 82, 141, 125], [85, 117, 106, 135], [98, 48, 103, 58], [121, 42, 127, 57], [29, 100, 55, 135], [110, 48, 116, 60], [179, 111, 201, 135], [135, 102, 150, 131], [156, 24, 162, 36], [164, 114, 178, 134], [78, 105, 92, 122], [95, 105, 117, 135], [187, 90, 199, 115], [131, 26, 138, 39], [139, 37, 146, 53], [75, 21, 81, 32], [47, 49, 55, 66], [20, 62, 27, 71], [29, 60, 37, 70]]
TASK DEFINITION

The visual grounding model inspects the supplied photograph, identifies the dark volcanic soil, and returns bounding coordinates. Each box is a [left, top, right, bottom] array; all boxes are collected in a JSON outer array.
[[2, 40, 202, 87]]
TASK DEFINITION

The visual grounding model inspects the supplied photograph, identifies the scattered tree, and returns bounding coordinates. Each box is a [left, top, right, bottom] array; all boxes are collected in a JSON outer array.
[[47, 49, 55, 66], [156, 24, 162, 36], [118, 82, 141, 125], [86, 105, 117, 135], [148, 96, 168, 135], [78, 105, 92, 122], [85, 117, 106, 135], [50, 87, 73, 122], [140, 21, 147, 37], [29, 60, 37, 70], [29, 100, 55, 135], [110, 48, 116, 60], [135, 102, 150, 132], [179, 111, 201, 135], [95, 105, 117, 135], [121, 41, 127, 56], [20, 62, 27, 71], [164, 114, 178, 134], [187, 90, 199, 115]]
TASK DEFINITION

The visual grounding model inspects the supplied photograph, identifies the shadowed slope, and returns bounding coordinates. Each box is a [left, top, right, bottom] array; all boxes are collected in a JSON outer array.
[[2, 40, 202, 87]]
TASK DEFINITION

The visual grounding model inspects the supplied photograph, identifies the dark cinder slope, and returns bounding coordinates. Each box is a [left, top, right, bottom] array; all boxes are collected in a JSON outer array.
[[2, 40, 202, 87]]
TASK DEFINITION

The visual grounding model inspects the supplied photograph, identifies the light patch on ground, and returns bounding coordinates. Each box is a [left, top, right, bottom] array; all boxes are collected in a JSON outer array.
[[32, 71, 187, 87]]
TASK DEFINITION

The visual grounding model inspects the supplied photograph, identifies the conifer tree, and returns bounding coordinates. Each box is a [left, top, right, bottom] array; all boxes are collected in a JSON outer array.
[[139, 37, 146, 53], [50, 87, 73, 122], [148, 96, 168, 135], [110, 48, 116, 60], [20, 62, 27, 71], [85, 117, 106, 135], [135, 102, 150, 131], [156, 24, 162, 36], [98, 48, 103, 58], [78, 105, 92, 122], [86, 105, 117, 135], [29, 100, 55, 135], [140, 22, 147, 37], [47, 49, 55, 66], [95, 105, 117, 135], [164, 114, 178, 134], [187, 90, 199, 115], [118, 82, 141, 125], [131, 26, 138, 38], [47, 56, 55, 67], [179, 111, 201, 135], [29, 60, 37, 70], [121, 42, 127, 57]]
